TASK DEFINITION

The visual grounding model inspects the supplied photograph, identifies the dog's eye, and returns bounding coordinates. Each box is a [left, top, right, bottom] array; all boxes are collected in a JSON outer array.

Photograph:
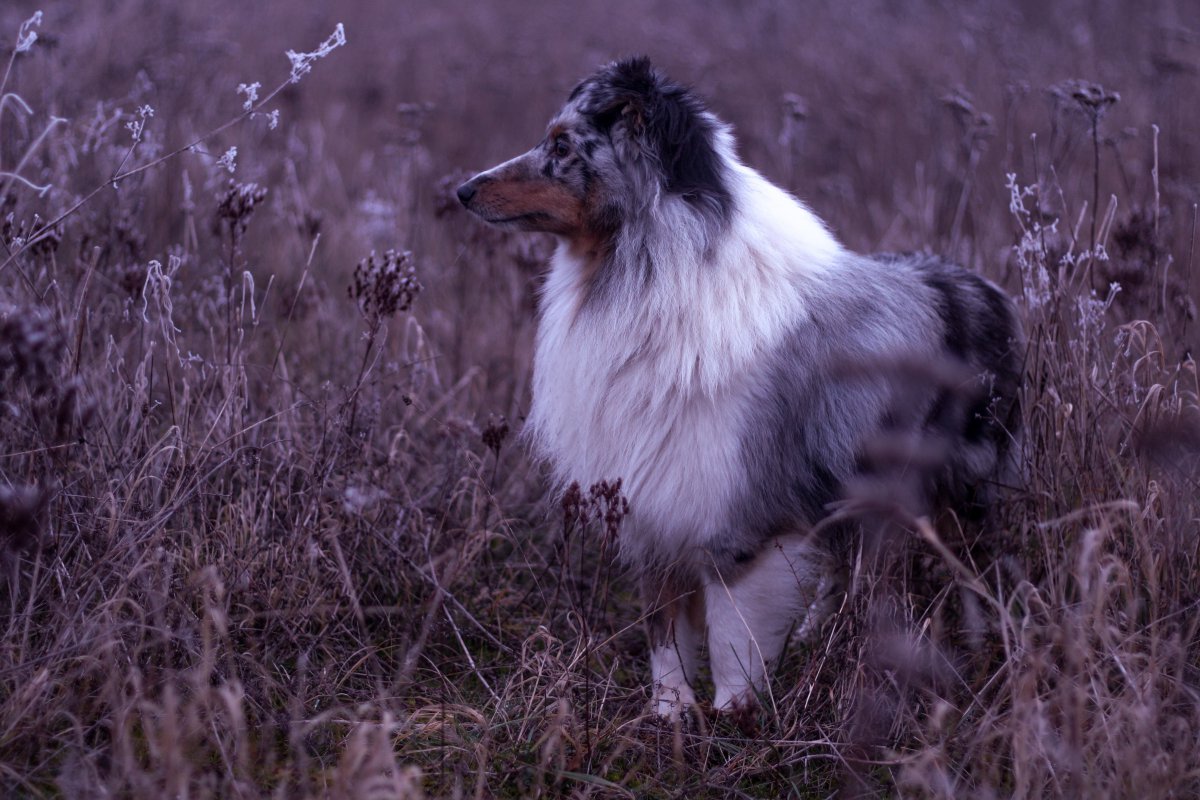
[[553, 136, 570, 158]]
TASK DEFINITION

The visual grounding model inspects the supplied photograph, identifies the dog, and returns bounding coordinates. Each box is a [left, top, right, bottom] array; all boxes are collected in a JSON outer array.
[[456, 56, 1022, 717]]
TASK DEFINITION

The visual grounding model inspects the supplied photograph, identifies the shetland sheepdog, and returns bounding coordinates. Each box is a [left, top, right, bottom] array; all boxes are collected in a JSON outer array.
[[457, 57, 1022, 717]]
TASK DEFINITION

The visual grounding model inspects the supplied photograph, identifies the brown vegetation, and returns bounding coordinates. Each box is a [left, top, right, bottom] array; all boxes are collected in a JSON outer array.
[[0, 1, 1198, 797]]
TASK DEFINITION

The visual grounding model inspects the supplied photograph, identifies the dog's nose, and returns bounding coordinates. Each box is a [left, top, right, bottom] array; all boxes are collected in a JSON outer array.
[[456, 181, 477, 206]]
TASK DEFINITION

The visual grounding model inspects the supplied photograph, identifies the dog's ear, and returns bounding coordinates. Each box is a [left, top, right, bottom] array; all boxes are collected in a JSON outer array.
[[584, 57, 730, 215], [586, 56, 659, 144]]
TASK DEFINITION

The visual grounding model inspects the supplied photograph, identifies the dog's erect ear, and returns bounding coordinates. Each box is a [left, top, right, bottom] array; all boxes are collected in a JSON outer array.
[[582, 57, 730, 215]]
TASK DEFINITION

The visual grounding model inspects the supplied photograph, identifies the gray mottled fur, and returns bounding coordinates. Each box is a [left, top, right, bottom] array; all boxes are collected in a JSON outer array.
[[717, 252, 1022, 571]]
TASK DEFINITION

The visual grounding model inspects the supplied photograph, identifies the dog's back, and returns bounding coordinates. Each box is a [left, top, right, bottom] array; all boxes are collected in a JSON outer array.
[[730, 250, 1022, 564]]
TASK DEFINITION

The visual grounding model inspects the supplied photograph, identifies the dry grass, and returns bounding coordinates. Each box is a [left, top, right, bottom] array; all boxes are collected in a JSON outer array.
[[1, 1, 1199, 797]]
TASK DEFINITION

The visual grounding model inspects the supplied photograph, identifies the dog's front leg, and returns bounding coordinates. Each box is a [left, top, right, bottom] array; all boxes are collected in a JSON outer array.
[[640, 569, 704, 719], [705, 534, 838, 713]]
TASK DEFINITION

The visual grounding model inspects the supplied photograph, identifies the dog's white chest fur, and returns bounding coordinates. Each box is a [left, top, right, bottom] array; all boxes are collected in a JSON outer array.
[[526, 171, 843, 564]]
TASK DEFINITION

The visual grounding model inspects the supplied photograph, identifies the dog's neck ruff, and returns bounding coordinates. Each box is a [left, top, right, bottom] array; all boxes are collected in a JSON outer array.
[[525, 159, 844, 566]]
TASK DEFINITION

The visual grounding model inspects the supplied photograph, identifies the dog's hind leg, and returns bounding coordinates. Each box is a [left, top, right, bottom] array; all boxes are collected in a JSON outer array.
[[641, 568, 705, 719], [705, 533, 839, 713]]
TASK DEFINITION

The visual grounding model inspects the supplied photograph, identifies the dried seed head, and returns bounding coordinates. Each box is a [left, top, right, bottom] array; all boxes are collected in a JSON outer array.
[[560, 479, 630, 543], [286, 22, 347, 84], [216, 146, 238, 174], [348, 249, 421, 325], [590, 479, 629, 542], [125, 104, 154, 142], [482, 415, 510, 456], [942, 89, 995, 148], [216, 180, 268, 237], [561, 481, 584, 541], [1054, 79, 1120, 120], [2, 212, 61, 258], [237, 81, 261, 111], [14, 11, 42, 55]]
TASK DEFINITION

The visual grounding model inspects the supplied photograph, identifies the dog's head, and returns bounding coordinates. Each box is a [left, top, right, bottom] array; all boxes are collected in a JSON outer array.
[[456, 56, 733, 244]]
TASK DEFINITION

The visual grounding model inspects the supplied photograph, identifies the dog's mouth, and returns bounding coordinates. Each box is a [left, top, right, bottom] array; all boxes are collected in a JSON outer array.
[[457, 179, 538, 226], [496, 212, 549, 225], [475, 210, 552, 228]]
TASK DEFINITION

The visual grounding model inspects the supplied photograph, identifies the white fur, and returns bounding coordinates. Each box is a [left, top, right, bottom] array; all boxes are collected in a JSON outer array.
[[526, 157, 845, 567], [649, 615, 701, 717], [705, 534, 836, 711]]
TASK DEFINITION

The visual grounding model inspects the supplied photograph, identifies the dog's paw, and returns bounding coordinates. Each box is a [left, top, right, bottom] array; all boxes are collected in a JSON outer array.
[[712, 687, 761, 735], [651, 681, 697, 721]]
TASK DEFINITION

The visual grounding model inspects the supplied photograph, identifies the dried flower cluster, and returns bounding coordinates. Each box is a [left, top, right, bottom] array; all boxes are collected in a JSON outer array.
[[215, 180, 267, 237], [285, 22, 347, 84], [13, 10, 41, 54], [942, 89, 996, 147], [481, 415, 510, 456], [349, 248, 422, 325], [1056, 78, 1121, 119], [125, 104, 154, 142], [216, 145, 238, 174], [561, 479, 630, 543], [2, 211, 60, 257], [236, 81, 260, 111]]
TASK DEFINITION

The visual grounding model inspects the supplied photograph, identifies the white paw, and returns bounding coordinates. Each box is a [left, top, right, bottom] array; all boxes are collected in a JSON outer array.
[[712, 684, 758, 714], [652, 681, 697, 719], [712, 685, 761, 733]]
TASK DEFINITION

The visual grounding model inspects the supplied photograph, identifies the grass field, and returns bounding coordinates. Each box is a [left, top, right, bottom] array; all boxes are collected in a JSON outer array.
[[1, 1, 1199, 797]]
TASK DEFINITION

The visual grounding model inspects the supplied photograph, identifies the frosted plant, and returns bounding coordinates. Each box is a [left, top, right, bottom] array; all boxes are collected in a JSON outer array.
[[2, 11, 46, 110], [216, 181, 268, 238], [1006, 173, 1055, 311], [0, 80, 63, 196], [1075, 282, 1121, 355], [140, 255, 182, 333], [217, 146, 238, 174], [349, 249, 422, 327], [286, 23, 346, 84], [125, 104, 154, 142], [1006, 172, 1036, 220], [236, 82, 282, 129], [0, 17, 349, 276], [237, 81, 260, 111], [234, 25, 347, 133], [14, 10, 42, 54], [1020, 229, 1055, 312]]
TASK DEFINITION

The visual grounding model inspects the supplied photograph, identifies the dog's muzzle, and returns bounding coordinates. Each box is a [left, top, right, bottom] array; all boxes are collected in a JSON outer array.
[[455, 180, 478, 206]]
